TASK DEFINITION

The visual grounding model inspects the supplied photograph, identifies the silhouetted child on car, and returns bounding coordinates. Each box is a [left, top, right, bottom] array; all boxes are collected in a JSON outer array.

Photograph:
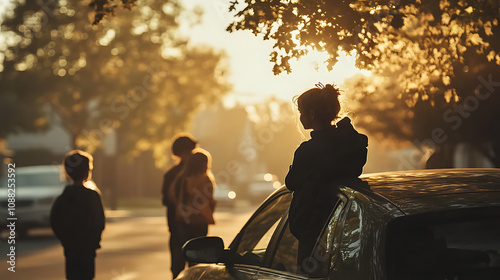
[[285, 83, 368, 274], [50, 150, 105, 280]]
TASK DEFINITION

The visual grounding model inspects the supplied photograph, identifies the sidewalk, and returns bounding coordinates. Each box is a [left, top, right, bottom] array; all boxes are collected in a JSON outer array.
[[105, 208, 164, 220], [104, 200, 257, 221], [0, 204, 255, 280]]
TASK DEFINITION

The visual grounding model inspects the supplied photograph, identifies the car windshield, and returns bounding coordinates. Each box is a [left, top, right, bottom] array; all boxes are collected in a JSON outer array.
[[387, 208, 500, 280], [0, 172, 65, 187]]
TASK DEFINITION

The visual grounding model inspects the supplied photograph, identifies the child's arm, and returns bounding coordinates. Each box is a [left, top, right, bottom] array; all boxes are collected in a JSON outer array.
[[90, 191, 105, 248], [207, 178, 216, 212], [95, 193, 105, 232], [285, 143, 317, 191], [161, 171, 174, 206], [50, 196, 66, 242]]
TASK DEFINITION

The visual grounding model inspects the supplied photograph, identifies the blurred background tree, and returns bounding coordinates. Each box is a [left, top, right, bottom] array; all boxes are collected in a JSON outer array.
[[62, 0, 500, 169], [0, 0, 231, 206], [343, 61, 500, 168], [89, 0, 138, 25], [227, 0, 500, 168], [0, 70, 49, 138], [0, 0, 230, 167], [226, 1, 499, 92]]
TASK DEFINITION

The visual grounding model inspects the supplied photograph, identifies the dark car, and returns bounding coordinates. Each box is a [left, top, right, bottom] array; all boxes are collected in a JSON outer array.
[[178, 169, 500, 280]]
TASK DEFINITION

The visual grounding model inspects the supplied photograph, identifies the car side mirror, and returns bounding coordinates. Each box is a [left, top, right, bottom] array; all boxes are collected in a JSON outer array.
[[182, 236, 226, 263]]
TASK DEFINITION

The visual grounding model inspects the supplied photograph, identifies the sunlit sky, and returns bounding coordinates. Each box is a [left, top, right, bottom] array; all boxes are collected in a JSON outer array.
[[181, 0, 370, 106]]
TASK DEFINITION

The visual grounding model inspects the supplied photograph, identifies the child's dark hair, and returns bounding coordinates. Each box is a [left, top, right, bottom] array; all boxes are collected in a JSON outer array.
[[294, 83, 341, 125], [172, 134, 198, 156], [64, 150, 93, 182], [184, 149, 211, 177]]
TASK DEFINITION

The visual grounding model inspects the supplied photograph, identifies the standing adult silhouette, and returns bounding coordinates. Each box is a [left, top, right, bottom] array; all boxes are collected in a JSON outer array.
[[161, 134, 198, 279]]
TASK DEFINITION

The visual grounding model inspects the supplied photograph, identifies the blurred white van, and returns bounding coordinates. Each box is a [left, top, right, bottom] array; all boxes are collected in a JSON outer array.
[[0, 165, 66, 237]]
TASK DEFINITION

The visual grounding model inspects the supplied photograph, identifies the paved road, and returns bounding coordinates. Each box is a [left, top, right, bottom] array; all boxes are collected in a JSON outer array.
[[0, 206, 255, 280]]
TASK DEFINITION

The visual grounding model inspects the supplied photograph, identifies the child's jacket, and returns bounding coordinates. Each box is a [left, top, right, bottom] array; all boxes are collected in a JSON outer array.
[[285, 117, 368, 240], [50, 184, 105, 255], [176, 174, 216, 225]]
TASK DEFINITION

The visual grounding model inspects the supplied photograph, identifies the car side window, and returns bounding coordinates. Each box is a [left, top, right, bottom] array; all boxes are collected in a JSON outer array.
[[305, 198, 347, 277], [269, 217, 299, 273], [338, 200, 362, 268], [232, 192, 292, 266]]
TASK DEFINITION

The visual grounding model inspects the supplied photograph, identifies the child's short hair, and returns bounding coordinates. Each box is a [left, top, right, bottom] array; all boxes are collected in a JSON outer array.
[[172, 134, 198, 156], [64, 150, 93, 182], [295, 83, 341, 124], [184, 148, 211, 177]]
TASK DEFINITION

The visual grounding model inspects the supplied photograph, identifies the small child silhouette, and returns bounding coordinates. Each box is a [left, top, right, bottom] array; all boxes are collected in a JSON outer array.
[[175, 148, 216, 228], [285, 83, 368, 273], [172, 148, 216, 268], [50, 150, 105, 280]]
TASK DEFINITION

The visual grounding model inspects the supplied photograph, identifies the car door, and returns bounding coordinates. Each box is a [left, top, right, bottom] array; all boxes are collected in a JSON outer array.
[[253, 193, 349, 280], [225, 189, 293, 278], [180, 189, 293, 280]]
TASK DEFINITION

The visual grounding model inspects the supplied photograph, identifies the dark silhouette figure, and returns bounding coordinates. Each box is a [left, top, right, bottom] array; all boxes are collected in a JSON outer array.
[[173, 148, 216, 266], [285, 83, 368, 273], [50, 150, 105, 280], [161, 134, 198, 278], [425, 144, 455, 169]]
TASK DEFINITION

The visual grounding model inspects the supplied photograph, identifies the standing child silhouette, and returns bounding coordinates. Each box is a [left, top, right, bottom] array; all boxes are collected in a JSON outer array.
[[285, 83, 368, 273], [172, 148, 216, 269], [175, 148, 216, 238], [50, 150, 105, 280]]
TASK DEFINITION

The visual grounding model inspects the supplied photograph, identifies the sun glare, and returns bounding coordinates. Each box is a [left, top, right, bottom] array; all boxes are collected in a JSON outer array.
[[300, 49, 371, 83], [257, 50, 371, 103], [224, 48, 372, 107]]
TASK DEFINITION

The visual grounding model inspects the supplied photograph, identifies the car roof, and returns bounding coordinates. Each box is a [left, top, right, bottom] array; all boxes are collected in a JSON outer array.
[[357, 168, 500, 215], [15, 165, 63, 174]]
